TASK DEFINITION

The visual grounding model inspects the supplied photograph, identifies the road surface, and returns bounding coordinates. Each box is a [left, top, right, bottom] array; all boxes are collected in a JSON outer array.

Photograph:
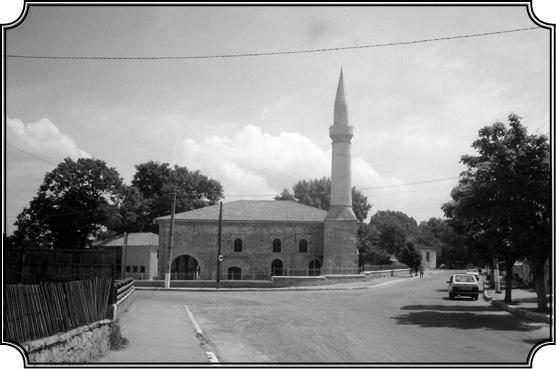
[[108, 270, 549, 363]]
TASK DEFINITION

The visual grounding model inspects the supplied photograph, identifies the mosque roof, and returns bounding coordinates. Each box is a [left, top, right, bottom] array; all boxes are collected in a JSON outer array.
[[156, 200, 327, 223]]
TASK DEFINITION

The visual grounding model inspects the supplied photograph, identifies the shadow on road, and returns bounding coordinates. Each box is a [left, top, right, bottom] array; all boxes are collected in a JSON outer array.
[[401, 304, 494, 312], [392, 305, 544, 332]]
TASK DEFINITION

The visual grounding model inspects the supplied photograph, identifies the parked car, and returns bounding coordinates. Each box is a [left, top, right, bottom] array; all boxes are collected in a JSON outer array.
[[447, 273, 480, 300], [466, 268, 480, 279]]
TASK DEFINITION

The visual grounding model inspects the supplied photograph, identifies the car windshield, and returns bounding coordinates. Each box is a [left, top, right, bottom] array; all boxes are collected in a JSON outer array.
[[454, 275, 475, 283]]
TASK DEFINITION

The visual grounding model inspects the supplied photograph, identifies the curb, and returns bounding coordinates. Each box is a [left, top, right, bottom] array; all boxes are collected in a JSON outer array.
[[135, 276, 413, 293], [483, 290, 550, 324]]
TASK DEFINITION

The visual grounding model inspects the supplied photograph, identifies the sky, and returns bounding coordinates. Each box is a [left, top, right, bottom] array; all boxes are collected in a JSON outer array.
[[3, 4, 552, 235]]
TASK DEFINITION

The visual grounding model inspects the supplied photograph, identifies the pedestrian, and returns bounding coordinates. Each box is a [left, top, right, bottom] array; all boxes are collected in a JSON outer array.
[[414, 266, 419, 277], [419, 265, 424, 278]]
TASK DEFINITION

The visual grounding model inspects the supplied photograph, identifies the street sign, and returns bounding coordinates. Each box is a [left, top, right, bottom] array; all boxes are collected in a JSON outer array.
[[218, 254, 224, 263]]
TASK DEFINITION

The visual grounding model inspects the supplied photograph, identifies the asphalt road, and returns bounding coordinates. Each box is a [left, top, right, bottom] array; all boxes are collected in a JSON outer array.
[[173, 270, 550, 363]]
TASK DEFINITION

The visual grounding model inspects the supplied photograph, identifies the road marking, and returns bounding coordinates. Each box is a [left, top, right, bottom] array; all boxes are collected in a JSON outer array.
[[184, 305, 203, 336], [206, 351, 219, 363], [185, 305, 221, 363]]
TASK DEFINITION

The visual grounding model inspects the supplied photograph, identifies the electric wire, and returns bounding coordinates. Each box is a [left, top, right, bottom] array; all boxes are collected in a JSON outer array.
[[6, 27, 539, 61]]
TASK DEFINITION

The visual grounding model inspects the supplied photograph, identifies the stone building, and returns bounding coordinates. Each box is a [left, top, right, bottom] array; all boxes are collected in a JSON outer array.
[[156, 70, 359, 280], [157, 200, 327, 280]]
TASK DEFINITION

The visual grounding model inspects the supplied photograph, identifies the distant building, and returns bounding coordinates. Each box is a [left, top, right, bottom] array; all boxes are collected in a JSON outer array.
[[99, 232, 159, 280], [156, 70, 360, 281], [418, 246, 437, 269]]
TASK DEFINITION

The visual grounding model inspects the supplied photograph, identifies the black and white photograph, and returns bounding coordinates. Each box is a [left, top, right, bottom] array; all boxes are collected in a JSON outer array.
[[1, 0, 554, 367]]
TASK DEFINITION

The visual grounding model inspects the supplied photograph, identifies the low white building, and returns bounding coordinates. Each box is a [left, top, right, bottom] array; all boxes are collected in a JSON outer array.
[[100, 232, 159, 280]]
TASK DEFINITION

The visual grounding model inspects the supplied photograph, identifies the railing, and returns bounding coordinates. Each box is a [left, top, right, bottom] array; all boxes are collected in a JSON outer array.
[[112, 278, 135, 305], [363, 263, 409, 272], [3, 278, 112, 343]]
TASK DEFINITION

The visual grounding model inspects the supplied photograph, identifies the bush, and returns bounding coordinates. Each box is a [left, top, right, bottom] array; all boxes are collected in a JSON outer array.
[[109, 322, 129, 350]]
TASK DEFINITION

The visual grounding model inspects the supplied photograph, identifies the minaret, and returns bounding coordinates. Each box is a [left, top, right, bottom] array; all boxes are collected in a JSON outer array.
[[323, 70, 359, 274]]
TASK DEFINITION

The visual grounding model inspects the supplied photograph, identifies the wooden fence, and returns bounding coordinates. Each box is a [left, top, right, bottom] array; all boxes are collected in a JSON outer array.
[[3, 278, 112, 343], [3, 248, 116, 284]]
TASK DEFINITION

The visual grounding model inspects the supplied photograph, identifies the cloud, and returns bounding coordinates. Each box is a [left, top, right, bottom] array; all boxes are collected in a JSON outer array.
[[180, 124, 399, 201], [7, 117, 91, 161]]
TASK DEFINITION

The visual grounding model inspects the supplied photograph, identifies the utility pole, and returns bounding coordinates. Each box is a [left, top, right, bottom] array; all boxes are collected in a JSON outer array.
[[123, 232, 128, 279], [493, 257, 501, 294], [216, 201, 223, 288], [164, 191, 177, 289]]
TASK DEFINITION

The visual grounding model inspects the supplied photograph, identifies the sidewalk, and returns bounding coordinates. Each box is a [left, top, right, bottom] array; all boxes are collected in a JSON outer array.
[[484, 288, 551, 324], [95, 293, 209, 363]]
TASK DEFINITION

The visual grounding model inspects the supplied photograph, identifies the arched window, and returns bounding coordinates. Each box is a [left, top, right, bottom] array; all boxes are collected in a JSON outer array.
[[271, 259, 283, 276], [299, 239, 308, 253], [228, 267, 242, 280], [272, 239, 281, 253], [234, 238, 243, 252], [309, 259, 321, 276]]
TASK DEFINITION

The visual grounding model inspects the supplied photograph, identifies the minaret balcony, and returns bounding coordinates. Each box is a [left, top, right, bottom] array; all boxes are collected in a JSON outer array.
[[329, 124, 353, 142]]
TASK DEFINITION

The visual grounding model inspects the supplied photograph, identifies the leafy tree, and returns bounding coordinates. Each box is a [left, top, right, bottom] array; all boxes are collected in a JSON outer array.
[[419, 218, 468, 267], [443, 114, 550, 309], [396, 241, 422, 270], [12, 158, 123, 248], [370, 210, 418, 255], [275, 177, 372, 222], [131, 161, 172, 198], [131, 162, 224, 232], [357, 223, 391, 266]]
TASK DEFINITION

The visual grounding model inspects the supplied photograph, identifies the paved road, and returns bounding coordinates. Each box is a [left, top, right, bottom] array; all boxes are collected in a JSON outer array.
[[177, 270, 549, 363]]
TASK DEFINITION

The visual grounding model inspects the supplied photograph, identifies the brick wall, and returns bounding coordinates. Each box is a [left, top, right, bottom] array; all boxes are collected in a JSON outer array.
[[158, 220, 324, 280]]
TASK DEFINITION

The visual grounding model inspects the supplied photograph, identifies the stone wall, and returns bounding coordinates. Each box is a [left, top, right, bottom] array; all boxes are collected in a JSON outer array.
[[22, 319, 111, 363], [158, 220, 325, 280]]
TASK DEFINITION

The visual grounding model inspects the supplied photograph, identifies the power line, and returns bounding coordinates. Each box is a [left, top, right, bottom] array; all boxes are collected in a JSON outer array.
[[6, 26, 539, 61], [359, 177, 460, 191], [6, 143, 58, 166]]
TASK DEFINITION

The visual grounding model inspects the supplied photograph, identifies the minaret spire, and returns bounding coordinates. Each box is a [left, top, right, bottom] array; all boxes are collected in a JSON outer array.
[[334, 69, 349, 126]]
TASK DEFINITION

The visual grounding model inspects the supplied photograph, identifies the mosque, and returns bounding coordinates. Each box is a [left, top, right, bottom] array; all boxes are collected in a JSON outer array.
[[156, 70, 360, 280]]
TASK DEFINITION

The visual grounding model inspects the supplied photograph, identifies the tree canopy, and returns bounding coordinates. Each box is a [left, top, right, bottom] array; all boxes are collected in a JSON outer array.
[[442, 114, 550, 308], [130, 161, 224, 232], [275, 177, 372, 222], [12, 158, 123, 248]]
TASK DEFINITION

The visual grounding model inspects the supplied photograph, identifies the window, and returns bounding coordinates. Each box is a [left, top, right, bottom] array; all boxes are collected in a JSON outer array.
[[234, 238, 243, 252], [140, 266, 145, 273], [426, 252, 430, 262], [228, 267, 242, 280], [272, 239, 281, 253], [299, 239, 308, 253], [133, 266, 138, 273], [126, 266, 130, 273]]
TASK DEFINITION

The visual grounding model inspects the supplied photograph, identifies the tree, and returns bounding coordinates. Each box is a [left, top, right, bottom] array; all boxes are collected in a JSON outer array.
[[275, 177, 372, 222], [357, 223, 391, 266], [130, 161, 224, 232], [12, 158, 123, 248], [419, 218, 468, 267], [396, 241, 422, 271], [370, 210, 418, 256], [443, 114, 550, 309]]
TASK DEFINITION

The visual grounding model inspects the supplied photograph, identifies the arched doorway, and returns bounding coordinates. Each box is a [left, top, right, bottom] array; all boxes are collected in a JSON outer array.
[[271, 259, 283, 276], [171, 255, 199, 280], [228, 267, 242, 280], [309, 259, 321, 276]]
